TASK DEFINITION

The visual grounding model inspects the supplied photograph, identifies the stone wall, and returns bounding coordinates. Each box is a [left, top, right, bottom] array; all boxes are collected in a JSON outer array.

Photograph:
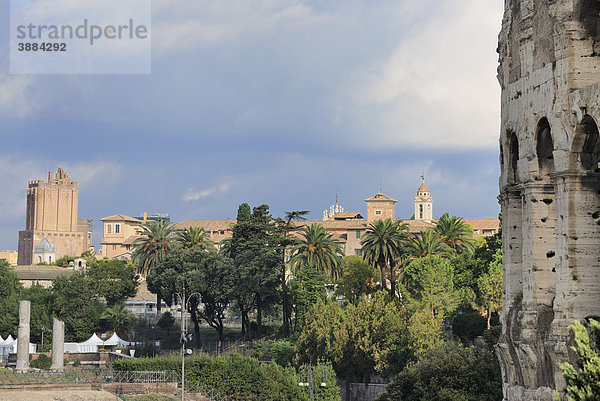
[[497, 1, 600, 400]]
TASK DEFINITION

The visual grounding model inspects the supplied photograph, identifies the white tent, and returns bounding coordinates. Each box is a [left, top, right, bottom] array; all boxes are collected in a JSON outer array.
[[77, 333, 104, 353], [0, 335, 4, 343], [0, 337, 36, 356], [104, 332, 129, 347], [0, 335, 15, 357]]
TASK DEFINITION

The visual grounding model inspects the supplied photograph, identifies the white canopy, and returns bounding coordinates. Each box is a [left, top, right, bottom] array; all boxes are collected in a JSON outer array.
[[0, 335, 4, 343], [0, 335, 12, 346], [0, 335, 15, 356], [0, 337, 36, 356], [79, 333, 104, 345], [104, 332, 129, 347], [77, 333, 104, 353]]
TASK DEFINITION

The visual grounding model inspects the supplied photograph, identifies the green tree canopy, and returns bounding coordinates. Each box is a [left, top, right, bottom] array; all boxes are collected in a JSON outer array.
[[435, 213, 476, 255], [292, 223, 344, 280], [406, 229, 451, 259], [558, 319, 600, 401], [88, 259, 138, 306], [376, 343, 502, 401], [360, 218, 409, 297], [335, 256, 379, 304]]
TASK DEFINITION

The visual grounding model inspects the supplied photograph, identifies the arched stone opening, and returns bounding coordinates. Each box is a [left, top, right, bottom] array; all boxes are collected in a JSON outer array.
[[536, 118, 555, 178], [508, 131, 519, 184], [572, 115, 600, 171]]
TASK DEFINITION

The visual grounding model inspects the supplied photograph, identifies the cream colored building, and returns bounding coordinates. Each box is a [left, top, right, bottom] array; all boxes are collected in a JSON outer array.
[[99, 214, 146, 259], [0, 250, 18, 265], [17, 168, 92, 265]]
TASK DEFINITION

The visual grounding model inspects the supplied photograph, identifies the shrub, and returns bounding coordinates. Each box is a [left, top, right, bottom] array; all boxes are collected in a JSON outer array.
[[253, 339, 295, 366], [30, 354, 51, 370], [113, 353, 340, 401], [376, 343, 502, 401]]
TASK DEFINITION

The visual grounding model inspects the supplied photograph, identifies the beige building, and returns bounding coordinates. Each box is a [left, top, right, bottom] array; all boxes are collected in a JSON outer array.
[[99, 182, 499, 260], [99, 214, 146, 259], [0, 250, 18, 265], [364, 193, 397, 222], [17, 168, 92, 265]]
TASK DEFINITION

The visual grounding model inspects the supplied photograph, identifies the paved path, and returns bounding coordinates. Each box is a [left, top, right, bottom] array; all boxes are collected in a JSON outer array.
[[0, 389, 120, 401]]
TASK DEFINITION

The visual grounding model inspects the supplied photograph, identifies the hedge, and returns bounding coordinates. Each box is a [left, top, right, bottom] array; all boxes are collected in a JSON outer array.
[[112, 353, 340, 401]]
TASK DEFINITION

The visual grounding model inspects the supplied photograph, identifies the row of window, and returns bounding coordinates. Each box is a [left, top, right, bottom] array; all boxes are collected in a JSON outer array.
[[105, 223, 121, 234]]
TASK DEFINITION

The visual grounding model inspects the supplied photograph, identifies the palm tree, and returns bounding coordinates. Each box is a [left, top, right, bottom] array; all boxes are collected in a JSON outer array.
[[291, 223, 343, 280], [100, 304, 135, 337], [435, 213, 475, 254], [176, 226, 213, 250], [360, 218, 409, 296], [407, 228, 451, 259], [131, 219, 175, 315]]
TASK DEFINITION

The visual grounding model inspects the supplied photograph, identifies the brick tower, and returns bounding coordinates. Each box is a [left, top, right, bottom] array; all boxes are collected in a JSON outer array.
[[17, 167, 92, 265]]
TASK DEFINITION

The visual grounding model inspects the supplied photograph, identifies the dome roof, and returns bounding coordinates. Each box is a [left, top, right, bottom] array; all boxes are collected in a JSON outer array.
[[34, 237, 56, 253]]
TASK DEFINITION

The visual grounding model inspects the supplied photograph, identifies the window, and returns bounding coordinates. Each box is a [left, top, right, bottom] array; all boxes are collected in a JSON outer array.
[[375, 210, 382, 215], [355, 231, 361, 239], [115, 224, 120, 234], [419, 204, 423, 219], [112, 245, 117, 250], [106, 224, 112, 234]]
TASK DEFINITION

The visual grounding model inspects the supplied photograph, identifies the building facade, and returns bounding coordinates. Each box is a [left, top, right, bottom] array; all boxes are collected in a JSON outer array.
[[497, 1, 600, 399], [17, 168, 92, 265]]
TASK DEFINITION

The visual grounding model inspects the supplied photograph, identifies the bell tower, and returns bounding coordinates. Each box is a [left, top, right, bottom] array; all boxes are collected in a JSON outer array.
[[413, 177, 433, 222]]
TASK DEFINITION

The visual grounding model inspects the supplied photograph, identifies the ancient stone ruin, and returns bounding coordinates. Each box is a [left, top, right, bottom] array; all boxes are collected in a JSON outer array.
[[497, 0, 600, 400], [15, 300, 30, 372]]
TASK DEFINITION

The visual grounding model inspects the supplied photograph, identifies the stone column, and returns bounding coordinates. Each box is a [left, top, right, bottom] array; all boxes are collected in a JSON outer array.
[[16, 300, 30, 372], [50, 318, 64, 372]]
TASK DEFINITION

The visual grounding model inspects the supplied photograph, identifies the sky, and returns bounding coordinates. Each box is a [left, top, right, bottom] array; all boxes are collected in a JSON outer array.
[[0, 0, 504, 250]]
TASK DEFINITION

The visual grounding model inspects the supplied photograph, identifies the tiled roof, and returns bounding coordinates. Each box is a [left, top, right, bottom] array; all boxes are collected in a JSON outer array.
[[332, 212, 364, 219], [15, 268, 74, 281], [364, 193, 398, 203], [174, 219, 236, 232], [418, 181, 430, 193], [463, 218, 500, 230], [101, 214, 142, 223]]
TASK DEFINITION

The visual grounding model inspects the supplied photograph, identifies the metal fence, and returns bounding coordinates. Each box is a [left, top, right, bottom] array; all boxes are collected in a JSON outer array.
[[0, 369, 178, 386], [186, 380, 233, 401]]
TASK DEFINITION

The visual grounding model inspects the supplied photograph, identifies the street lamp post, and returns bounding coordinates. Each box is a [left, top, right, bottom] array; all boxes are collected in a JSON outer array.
[[174, 285, 200, 401], [298, 364, 327, 401], [41, 325, 45, 351]]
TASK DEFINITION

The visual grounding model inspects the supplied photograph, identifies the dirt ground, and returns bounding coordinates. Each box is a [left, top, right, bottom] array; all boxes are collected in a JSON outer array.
[[0, 389, 120, 401]]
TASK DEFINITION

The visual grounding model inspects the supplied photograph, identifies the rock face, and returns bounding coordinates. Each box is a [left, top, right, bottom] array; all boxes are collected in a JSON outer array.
[[497, 1, 600, 400]]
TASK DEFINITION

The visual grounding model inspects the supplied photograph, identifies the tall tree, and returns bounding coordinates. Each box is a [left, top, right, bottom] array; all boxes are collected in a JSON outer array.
[[291, 223, 343, 280], [435, 213, 476, 255], [360, 218, 409, 297], [477, 249, 503, 329], [406, 229, 451, 259], [176, 226, 213, 250], [402, 255, 459, 356], [276, 210, 309, 336], [132, 219, 175, 315]]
